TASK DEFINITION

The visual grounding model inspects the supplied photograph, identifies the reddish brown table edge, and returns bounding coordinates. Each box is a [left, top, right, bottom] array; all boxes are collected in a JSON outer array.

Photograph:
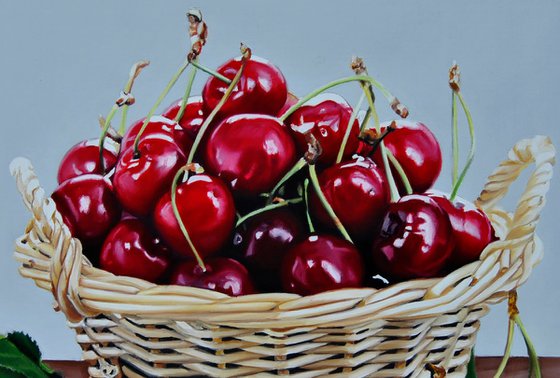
[[46, 357, 559, 377]]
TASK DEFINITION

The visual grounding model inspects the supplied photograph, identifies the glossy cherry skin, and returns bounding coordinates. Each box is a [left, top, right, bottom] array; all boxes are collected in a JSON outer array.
[[51, 174, 121, 243], [204, 114, 297, 197], [120, 116, 192, 155], [428, 192, 497, 268], [153, 173, 236, 259], [113, 136, 187, 217], [57, 139, 119, 183], [277, 92, 299, 117], [161, 96, 205, 139], [100, 219, 172, 283], [202, 55, 288, 120], [281, 234, 365, 296], [370, 120, 442, 194], [370, 194, 454, 282], [232, 208, 305, 291], [309, 156, 389, 241], [285, 93, 360, 167], [169, 258, 255, 296]]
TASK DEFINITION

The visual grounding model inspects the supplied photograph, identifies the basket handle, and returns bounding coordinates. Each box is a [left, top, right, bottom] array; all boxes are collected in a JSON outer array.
[[10, 157, 95, 322]]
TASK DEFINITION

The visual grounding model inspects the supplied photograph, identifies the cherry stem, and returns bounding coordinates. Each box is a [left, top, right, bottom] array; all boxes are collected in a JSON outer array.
[[236, 198, 303, 227], [118, 60, 150, 136], [190, 59, 232, 84], [451, 92, 459, 188], [175, 61, 199, 123], [336, 92, 365, 164], [386, 148, 413, 195], [303, 178, 315, 233], [119, 106, 130, 137], [279, 75, 399, 123], [98, 106, 120, 174], [133, 59, 191, 157], [186, 44, 251, 167], [266, 157, 307, 205], [359, 108, 372, 135], [308, 164, 354, 244], [514, 314, 542, 377], [171, 166, 206, 271], [449, 90, 476, 201], [494, 318, 515, 378]]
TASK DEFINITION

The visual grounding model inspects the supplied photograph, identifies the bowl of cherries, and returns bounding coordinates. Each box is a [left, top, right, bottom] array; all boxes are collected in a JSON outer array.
[[11, 12, 555, 378]]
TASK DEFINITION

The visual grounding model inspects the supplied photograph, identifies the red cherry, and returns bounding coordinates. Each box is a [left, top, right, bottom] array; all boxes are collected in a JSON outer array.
[[370, 120, 442, 194], [309, 156, 389, 241], [285, 93, 360, 167], [232, 208, 305, 291], [169, 257, 255, 296], [153, 173, 236, 259], [277, 92, 299, 117], [370, 194, 454, 281], [204, 114, 296, 197], [428, 192, 497, 268], [51, 174, 121, 243], [202, 56, 288, 120], [161, 96, 205, 139], [100, 219, 171, 283], [113, 137, 186, 217], [57, 139, 118, 183], [120, 116, 192, 155], [282, 234, 365, 296]]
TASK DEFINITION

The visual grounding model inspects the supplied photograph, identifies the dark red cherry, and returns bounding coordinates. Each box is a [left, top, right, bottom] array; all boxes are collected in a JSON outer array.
[[169, 257, 255, 296], [161, 96, 205, 139], [202, 56, 288, 120], [153, 173, 236, 259], [371, 120, 442, 194], [57, 139, 118, 183], [120, 116, 192, 155], [232, 208, 305, 291], [285, 93, 360, 167], [113, 137, 186, 217], [428, 192, 497, 268], [51, 174, 121, 243], [204, 114, 296, 197], [277, 92, 299, 117], [100, 219, 171, 283], [309, 156, 389, 241], [370, 194, 454, 281], [282, 234, 365, 296]]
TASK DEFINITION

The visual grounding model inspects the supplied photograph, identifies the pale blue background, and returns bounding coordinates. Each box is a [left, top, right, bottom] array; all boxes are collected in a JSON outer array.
[[1, 0, 559, 360]]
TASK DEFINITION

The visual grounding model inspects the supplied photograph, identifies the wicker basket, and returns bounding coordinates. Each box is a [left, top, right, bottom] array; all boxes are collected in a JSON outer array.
[[10, 135, 555, 378]]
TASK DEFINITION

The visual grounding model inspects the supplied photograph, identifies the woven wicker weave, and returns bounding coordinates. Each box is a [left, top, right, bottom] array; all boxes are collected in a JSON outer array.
[[10, 135, 555, 377]]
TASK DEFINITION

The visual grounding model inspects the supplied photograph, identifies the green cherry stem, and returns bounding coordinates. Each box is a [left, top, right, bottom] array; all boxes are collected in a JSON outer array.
[[451, 91, 459, 187], [175, 62, 199, 123], [171, 166, 206, 271], [386, 148, 413, 195], [186, 44, 251, 167], [133, 58, 191, 157], [98, 107, 120, 174], [308, 164, 353, 244], [266, 157, 307, 205], [236, 198, 303, 228], [190, 59, 232, 84], [336, 92, 365, 164], [118, 60, 150, 136], [303, 178, 315, 233], [494, 318, 515, 378], [359, 107, 372, 135], [514, 314, 542, 378], [119, 106, 130, 137]]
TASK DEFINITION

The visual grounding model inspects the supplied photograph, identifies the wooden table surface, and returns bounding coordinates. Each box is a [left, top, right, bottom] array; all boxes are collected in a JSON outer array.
[[46, 357, 559, 377]]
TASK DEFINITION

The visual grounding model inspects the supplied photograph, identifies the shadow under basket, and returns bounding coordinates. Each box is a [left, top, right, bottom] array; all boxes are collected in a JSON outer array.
[[10, 135, 555, 378]]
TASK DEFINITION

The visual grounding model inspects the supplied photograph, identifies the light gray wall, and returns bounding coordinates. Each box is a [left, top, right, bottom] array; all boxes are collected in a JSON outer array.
[[1, 0, 558, 360]]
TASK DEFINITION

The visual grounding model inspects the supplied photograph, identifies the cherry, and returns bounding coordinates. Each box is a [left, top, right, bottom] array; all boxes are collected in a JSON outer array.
[[277, 92, 299, 117], [153, 173, 236, 259], [370, 194, 454, 281], [169, 257, 255, 296], [99, 219, 171, 283], [120, 116, 193, 155], [309, 156, 389, 241], [202, 55, 288, 120], [57, 139, 119, 184], [204, 114, 296, 197], [113, 136, 186, 217], [232, 208, 305, 291], [285, 93, 360, 167], [51, 174, 121, 243], [281, 234, 365, 296], [161, 96, 205, 139], [428, 191, 497, 268], [369, 120, 441, 194]]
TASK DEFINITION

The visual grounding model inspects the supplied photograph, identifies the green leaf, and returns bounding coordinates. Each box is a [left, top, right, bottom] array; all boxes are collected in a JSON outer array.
[[7, 332, 42, 364], [0, 339, 49, 378], [39, 360, 56, 376], [466, 348, 477, 378], [0, 366, 26, 378]]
